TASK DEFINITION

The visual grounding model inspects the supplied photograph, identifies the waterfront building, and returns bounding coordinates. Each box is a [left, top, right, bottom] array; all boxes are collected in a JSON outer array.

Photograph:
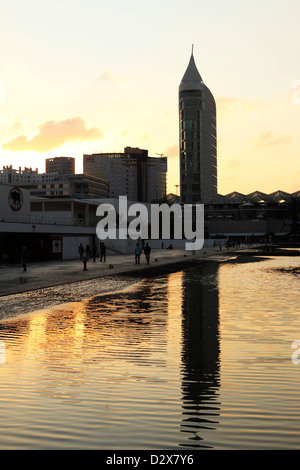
[[0, 182, 102, 262], [179, 49, 217, 204], [205, 190, 300, 242], [0, 177, 299, 263], [32, 174, 109, 199], [83, 147, 167, 203], [0, 165, 109, 199]]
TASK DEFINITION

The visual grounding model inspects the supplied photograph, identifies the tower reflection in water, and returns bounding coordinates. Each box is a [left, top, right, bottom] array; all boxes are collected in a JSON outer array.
[[0, 264, 221, 449], [180, 263, 221, 448]]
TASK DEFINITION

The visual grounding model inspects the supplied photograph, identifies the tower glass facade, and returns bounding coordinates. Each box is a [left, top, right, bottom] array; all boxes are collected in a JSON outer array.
[[179, 53, 217, 203]]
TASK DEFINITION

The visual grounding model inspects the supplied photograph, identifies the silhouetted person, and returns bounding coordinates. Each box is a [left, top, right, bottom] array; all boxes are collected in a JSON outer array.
[[135, 243, 141, 264], [78, 243, 84, 260], [144, 243, 151, 264], [100, 243, 106, 262]]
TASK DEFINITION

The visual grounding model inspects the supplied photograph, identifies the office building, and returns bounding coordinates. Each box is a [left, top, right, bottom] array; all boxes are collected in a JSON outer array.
[[46, 157, 75, 174], [179, 49, 217, 203], [83, 147, 167, 203]]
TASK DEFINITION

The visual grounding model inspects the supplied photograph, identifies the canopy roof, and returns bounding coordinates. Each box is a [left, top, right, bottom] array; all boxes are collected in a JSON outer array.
[[217, 190, 300, 204]]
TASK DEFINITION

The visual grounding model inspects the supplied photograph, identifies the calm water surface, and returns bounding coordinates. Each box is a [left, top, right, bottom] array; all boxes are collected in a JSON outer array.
[[0, 256, 299, 449]]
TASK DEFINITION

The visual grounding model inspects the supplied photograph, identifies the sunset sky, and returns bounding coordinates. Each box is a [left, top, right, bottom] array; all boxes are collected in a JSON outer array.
[[1, 0, 299, 196]]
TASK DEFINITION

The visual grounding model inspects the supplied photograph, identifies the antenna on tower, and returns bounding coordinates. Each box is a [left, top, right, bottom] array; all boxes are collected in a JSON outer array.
[[191, 44, 194, 56]]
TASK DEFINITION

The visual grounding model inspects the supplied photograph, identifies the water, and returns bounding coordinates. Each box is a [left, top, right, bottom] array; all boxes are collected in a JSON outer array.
[[0, 255, 299, 449]]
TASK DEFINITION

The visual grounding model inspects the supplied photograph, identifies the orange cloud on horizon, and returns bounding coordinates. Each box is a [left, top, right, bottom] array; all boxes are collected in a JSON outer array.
[[164, 144, 178, 159], [216, 96, 271, 117], [254, 131, 292, 149], [1, 117, 103, 152]]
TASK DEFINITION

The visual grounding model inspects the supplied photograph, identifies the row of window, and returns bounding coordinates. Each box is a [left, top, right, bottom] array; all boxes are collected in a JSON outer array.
[[179, 99, 202, 110], [180, 90, 202, 98], [37, 184, 68, 189], [34, 190, 69, 196], [180, 109, 201, 120], [181, 162, 200, 172], [181, 173, 201, 183], [181, 141, 201, 151], [181, 120, 200, 131], [181, 129, 203, 140]]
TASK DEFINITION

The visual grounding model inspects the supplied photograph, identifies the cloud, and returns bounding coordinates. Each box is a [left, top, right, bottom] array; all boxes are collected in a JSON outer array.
[[2, 117, 103, 152], [224, 159, 241, 169], [0, 112, 27, 127], [216, 96, 270, 116], [11, 121, 24, 131], [98, 70, 115, 82], [138, 134, 150, 142], [164, 144, 178, 159], [254, 131, 292, 148], [216, 97, 246, 111]]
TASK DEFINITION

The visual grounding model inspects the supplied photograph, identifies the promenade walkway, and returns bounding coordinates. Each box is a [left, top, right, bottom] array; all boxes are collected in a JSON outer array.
[[0, 247, 236, 296]]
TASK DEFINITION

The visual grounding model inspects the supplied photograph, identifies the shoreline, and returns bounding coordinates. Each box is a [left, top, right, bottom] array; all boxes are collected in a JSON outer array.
[[0, 246, 297, 322], [0, 246, 279, 298]]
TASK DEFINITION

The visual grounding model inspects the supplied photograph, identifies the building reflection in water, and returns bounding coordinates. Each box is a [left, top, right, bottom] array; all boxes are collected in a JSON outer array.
[[0, 266, 220, 449], [180, 263, 221, 448], [81, 279, 169, 369]]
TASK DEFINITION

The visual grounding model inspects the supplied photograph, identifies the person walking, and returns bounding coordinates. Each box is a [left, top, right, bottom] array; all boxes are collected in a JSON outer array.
[[135, 243, 141, 264], [144, 243, 151, 264], [82, 254, 88, 271], [100, 243, 106, 262], [85, 244, 91, 261], [78, 243, 85, 260]]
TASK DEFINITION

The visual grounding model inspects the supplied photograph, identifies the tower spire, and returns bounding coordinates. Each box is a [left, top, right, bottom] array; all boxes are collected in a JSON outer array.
[[179, 47, 203, 92]]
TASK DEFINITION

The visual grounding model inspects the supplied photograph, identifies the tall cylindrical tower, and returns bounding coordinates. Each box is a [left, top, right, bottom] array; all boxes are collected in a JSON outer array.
[[179, 50, 217, 203]]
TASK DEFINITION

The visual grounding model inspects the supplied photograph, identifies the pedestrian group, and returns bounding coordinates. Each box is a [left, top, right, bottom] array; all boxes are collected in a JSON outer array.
[[78, 241, 152, 270]]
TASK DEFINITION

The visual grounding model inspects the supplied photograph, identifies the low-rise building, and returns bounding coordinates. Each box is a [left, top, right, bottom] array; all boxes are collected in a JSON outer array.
[[0, 182, 102, 262], [0, 166, 109, 199], [205, 190, 300, 243]]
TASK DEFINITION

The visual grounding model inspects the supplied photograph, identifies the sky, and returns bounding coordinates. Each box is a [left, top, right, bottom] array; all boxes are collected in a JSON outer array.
[[0, 0, 299, 196]]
